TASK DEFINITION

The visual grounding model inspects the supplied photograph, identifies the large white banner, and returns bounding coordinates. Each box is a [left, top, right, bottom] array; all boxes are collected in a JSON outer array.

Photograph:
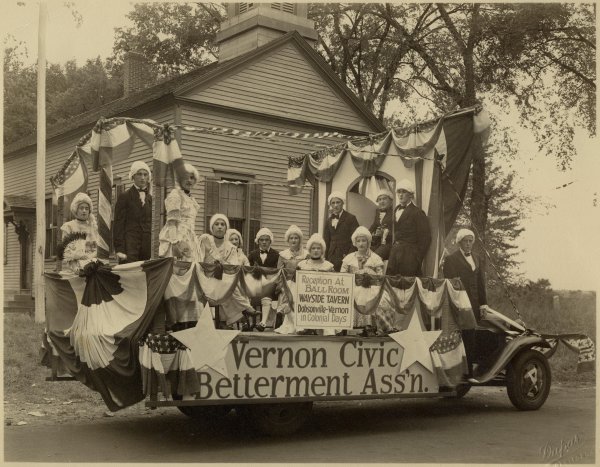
[[295, 271, 355, 330]]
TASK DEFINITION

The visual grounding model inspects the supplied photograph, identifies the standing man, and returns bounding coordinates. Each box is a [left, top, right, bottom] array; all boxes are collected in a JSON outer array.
[[386, 179, 431, 277], [443, 228, 489, 380], [113, 161, 153, 263], [443, 228, 488, 321], [323, 191, 359, 272], [369, 188, 394, 260]]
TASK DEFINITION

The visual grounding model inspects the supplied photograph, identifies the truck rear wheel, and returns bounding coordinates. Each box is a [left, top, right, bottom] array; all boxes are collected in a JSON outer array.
[[246, 402, 313, 436], [506, 349, 551, 410]]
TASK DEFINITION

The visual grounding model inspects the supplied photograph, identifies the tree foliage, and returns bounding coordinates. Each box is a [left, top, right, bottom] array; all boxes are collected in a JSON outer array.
[[3, 41, 122, 145], [112, 2, 225, 78]]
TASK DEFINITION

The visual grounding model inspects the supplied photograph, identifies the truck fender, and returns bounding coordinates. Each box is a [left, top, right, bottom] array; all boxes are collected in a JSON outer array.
[[469, 335, 550, 384]]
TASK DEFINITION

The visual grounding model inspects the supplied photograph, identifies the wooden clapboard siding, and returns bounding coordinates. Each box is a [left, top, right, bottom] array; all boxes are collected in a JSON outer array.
[[183, 42, 373, 133], [3, 105, 174, 291], [178, 103, 338, 252]]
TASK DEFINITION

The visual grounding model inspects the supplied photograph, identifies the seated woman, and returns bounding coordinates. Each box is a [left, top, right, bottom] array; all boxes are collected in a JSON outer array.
[[158, 163, 200, 262], [296, 234, 335, 336], [58, 192, 99, 274], [226, 229, 250, 266], [274, 225, 309, 335], [341, 226, 384, 336], [198, 213, 255, 331]]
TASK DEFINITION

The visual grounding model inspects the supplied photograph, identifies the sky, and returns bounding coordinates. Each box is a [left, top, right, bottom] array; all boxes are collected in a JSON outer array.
[[2, 0, 599, 292]]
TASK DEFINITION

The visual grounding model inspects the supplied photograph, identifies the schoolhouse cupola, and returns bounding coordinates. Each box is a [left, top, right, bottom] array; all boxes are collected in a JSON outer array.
[[216, 3, 318, 61]]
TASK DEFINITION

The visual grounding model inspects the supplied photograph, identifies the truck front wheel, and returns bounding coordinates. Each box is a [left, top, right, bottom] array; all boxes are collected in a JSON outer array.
[[506, 349, 551, 410]]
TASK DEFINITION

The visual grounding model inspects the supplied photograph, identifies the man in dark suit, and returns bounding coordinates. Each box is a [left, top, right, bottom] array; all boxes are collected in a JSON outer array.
[[323, 191, 359, 272], [369, 189, 394, 260], [443, 228, 488, 321], [113, 161, 153, 263], [248, 228, 280, 331], [443, 228, 489, 380], [386, 179, 431, 276]]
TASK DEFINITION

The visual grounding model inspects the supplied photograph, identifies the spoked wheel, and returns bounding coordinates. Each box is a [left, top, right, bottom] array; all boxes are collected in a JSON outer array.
[[172, 394, 232, 419], [506, 349, 551, 410], [245, 402, 313, 436]]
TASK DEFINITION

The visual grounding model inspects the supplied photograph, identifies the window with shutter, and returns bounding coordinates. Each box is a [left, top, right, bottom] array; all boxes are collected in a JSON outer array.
[[238, 3, 256, 14], [271, 3, 295, 13], [205, 174, 260, 253]]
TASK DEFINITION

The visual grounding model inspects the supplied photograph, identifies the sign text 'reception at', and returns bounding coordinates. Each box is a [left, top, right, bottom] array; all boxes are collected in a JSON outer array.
[[295, 271, 355, 329], [190, 339, 437, 400]]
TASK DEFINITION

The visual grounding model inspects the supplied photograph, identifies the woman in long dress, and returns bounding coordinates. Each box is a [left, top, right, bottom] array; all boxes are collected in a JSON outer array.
[[58, 192, 99, 274], [198, 213, 255, 330], [341, 226, 384, 335], [158, 163, 201, 262]]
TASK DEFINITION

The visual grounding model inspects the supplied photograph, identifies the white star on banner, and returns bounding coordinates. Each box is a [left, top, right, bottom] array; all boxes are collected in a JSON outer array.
[[171, 303, 239, 377], [389, 309, 442, 374]]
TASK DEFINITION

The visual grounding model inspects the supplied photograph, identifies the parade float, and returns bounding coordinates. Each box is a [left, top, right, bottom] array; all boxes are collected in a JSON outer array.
[[44, 106, 595, 435]]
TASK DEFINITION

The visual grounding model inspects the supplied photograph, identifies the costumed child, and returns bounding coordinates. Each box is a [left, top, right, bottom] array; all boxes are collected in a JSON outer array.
[[248, 228, 280, 332], [58, 192, 99, 274], [198, 213, 256, 331], [369, 189, 394, 261], [295, 234, 335, 336], [341, 226, 384, 336], [227, 229, 250, 266]]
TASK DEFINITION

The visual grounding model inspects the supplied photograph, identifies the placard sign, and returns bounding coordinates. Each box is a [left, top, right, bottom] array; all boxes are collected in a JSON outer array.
[[295, 271, 354, 330]]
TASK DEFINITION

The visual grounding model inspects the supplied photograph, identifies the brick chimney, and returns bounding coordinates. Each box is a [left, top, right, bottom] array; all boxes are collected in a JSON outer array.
[[123, 52, 150, 96]]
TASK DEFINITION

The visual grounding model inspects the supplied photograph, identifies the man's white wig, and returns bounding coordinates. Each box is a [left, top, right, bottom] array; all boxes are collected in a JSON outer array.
[[128, 161, 152, 182], [227, 228, 243, 245], [306, 233, 326, 253], [396, 178, 415, 194], [327, 191, 346, 205], [284, 224, 304, 243], [456, 228, 475, 244], [351, 226, 372, 247], [376, 189, 394, 201], [209, 213, 230, 232], [255, 227, 274, 244]]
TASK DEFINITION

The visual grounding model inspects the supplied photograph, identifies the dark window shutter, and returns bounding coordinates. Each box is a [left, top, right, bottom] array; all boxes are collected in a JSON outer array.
[[249, 183, 262, 220], [205, 179, 220, 233]]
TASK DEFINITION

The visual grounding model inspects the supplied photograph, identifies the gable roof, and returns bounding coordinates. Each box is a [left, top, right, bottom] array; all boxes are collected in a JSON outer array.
[[6, 31, 385, 155]]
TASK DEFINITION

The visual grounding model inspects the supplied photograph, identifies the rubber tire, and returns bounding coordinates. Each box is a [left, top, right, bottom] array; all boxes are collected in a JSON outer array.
[[246, 402, 313, 436], [506, 349, 551, 411]]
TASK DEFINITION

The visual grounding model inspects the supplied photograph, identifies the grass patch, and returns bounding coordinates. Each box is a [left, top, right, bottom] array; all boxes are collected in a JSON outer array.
[[4, 313, 100, 405]]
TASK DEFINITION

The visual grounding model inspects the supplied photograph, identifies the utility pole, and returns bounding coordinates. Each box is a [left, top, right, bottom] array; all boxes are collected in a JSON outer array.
[[34, 1, 47, 323]]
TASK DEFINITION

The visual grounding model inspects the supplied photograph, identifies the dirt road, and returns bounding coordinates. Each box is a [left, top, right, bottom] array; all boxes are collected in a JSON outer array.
[[4, 385, 595, 463]]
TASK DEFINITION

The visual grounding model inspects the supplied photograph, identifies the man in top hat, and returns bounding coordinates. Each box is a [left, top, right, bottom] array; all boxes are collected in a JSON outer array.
[[323, 191, 359, 272], [369, 188, 394, 260], [113, 161, 153, 263], [443, 228, 488, 321], [386, 179, 431, 276]]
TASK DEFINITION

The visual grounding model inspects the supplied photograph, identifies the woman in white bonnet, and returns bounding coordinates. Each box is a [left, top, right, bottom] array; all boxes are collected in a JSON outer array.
[[158, 163, 201, 262], [273, 225, 309, 335], [226, 228, 250, 266], [58, 192, 99, 273], [341, 226, 384, 336], [198, 213, 256, 330]]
